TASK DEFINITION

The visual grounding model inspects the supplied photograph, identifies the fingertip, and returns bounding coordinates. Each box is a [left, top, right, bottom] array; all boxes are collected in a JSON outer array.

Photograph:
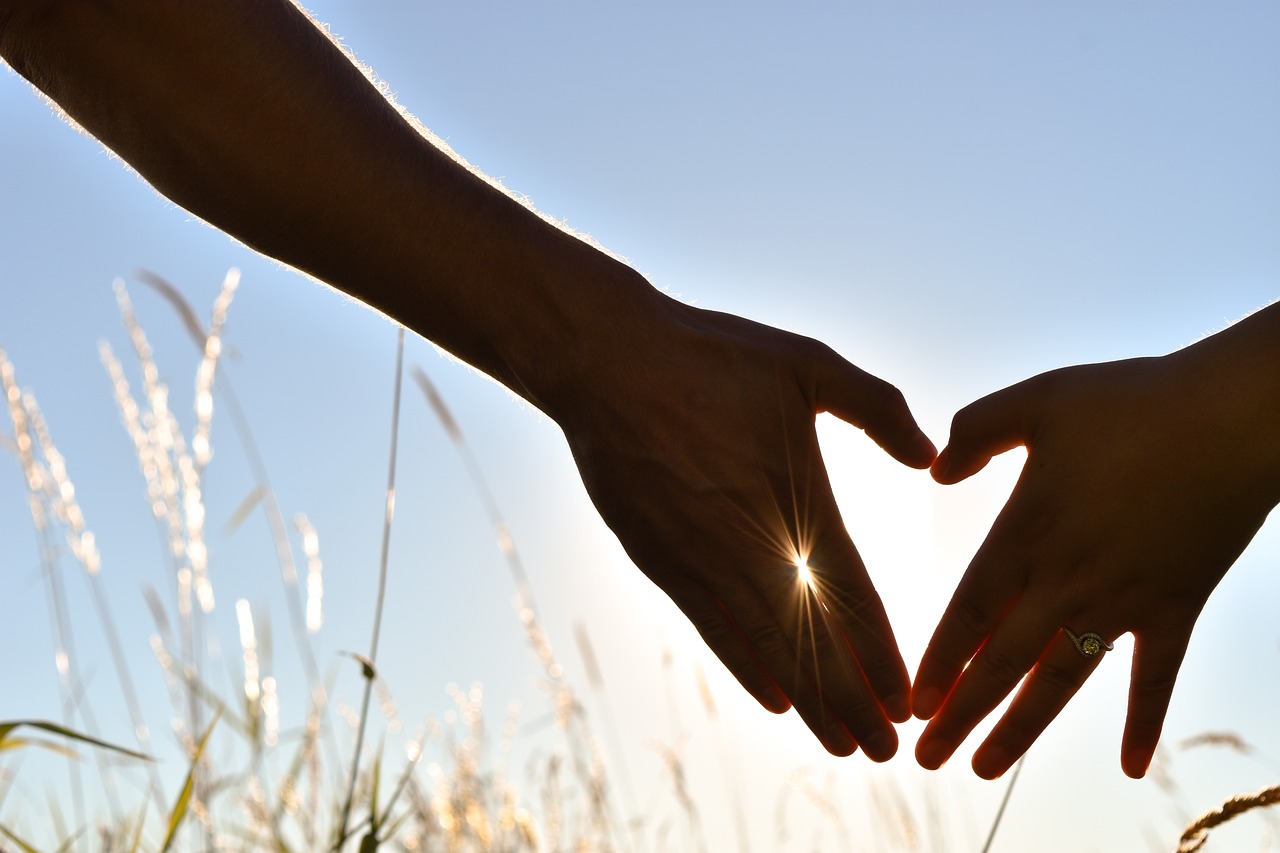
[[929, 449, 954, 484], [826, 739, 858, 758], [870, 425, 939, 470], [884, 692, 912, 724], [905, 432, 938, 469], [1122, 745, 1154, 780], [912, 684, 945, 721], [822, 724, 857, 757], [860, 729, 898, 763], [915, 735, 951, 771], [759, 689, 792, 715], [972, 743, 1012, 780]]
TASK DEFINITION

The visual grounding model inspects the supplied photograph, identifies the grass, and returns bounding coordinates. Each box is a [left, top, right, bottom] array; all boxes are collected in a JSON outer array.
[[1, 270, 1277, 851]]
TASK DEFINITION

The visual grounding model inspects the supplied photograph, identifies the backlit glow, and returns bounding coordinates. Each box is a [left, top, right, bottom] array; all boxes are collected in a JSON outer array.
[[794, 553, 815, 590]]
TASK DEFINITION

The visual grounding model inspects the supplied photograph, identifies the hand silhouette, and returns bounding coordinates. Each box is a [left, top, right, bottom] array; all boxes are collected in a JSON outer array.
[[913, 308, 1280, 778], [559, 298, 936, 758]]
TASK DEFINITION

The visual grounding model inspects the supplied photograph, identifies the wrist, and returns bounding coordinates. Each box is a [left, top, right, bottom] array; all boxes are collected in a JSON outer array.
[[497, 229, 678, 424], [1170, 301, 1280, 506]]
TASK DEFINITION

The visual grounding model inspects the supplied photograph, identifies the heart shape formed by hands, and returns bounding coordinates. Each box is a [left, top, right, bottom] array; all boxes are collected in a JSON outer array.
[[567, 292, 1280, 779]]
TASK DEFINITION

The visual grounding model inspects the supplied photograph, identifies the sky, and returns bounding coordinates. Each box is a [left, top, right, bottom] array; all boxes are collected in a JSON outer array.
[[2, 2, 1279, 850]]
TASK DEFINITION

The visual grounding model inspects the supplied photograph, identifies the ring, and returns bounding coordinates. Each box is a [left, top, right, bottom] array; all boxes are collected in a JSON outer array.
[[1064, 628, 1113, 659]]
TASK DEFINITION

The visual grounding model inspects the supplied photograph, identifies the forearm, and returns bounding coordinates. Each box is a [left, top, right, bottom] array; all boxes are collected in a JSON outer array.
[[0, 0, 663, 415], [1169, 300, 1280, 504]]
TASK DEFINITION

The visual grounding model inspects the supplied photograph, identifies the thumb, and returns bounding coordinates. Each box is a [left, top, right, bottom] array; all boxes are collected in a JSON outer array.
[[810, 346, 937, 469], [933, 378, 1040, 485]]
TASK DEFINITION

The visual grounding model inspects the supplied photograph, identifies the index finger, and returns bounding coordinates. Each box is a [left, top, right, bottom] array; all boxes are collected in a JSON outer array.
[[915, 597, 1062, 770], [803, 525, 912, 724]]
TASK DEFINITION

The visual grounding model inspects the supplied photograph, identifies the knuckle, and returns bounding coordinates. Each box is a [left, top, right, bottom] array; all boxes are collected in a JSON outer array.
[[948, 404, 979, 440], [1131, 672, 1180, 705], [975, 646, 1024, 688], [863, 378, 909, 421], [827, 582, 884, 625], [690, 607, 737, 647], [992, 719, 1034, 754], [749, 622, 798, 668], [832, 690, 881, 730], [1034, 659, 1087, 694], [858, 654, 907, 701], [950, 594, 996, 644]]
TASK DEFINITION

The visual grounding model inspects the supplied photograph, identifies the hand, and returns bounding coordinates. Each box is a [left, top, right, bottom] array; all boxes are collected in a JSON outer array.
[[554, 296, 936, 758], [912, 319, 1280, 779]]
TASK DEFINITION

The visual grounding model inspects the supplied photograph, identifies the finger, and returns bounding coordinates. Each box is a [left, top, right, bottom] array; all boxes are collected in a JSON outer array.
[[808, 344, 936, 469], [911, 537, 1027, 720], [784, 438, 911, 727], [932, 378, 1041, 485], [970, 627, 1111, 779], [805, 529, 912, 724], [663, 578, 791, 715], [915, 599, 1061, 770], [737, 561, 889, 758], [1121, 629, 1191, 779]]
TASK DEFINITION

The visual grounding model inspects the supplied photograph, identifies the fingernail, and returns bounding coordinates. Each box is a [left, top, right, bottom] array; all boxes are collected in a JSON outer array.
[[973, 744, 1009, 780], [916, 736, 951, 770], [862, 730, 897, 763], [826, 726, 856, 757], [885, 692, 911, 723], [913, 686, 944, 719], [930, 450, 956, 483], [762, 689, 791, 715], [1124, 747, 1154, 779]]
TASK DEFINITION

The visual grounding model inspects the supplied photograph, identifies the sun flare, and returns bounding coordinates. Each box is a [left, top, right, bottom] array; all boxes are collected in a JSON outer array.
[[793, 552, 815, 590]]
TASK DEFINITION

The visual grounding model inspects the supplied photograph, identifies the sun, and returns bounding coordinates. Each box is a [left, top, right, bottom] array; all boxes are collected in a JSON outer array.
[[793, 552, 815, 590]]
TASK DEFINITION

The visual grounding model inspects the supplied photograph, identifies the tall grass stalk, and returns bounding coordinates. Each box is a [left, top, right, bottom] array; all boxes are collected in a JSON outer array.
[[137, 269, 343, 788], [1177, 783, 1280, 852], [22, 370, 167, 816], [337, 326, 406, 847], [979, 754, 1024, 853], [412, 365, 628, 852], [1, 350, 89, 834]]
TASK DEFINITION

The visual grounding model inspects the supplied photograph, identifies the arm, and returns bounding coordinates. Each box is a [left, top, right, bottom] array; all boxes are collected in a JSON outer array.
[[1, 0, 937, 757], [912, 301, 1280, 778]]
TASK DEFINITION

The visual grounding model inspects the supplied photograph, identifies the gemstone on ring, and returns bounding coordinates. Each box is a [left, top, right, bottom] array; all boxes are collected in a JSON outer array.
[[1065, 628, 1113, 659]]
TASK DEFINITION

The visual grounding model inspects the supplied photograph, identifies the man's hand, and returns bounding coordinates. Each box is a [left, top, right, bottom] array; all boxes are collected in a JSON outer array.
[[912, 308, 1280, 778], [1, 0, 939, 758], [552, 295, 936, 758]]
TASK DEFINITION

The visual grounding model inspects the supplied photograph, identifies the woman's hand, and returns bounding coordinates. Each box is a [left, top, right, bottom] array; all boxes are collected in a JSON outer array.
[[913, 307, 1280, 778]]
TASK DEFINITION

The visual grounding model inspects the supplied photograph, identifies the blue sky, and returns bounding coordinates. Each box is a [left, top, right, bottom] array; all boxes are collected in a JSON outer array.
[[2, 2, 1279, 849]]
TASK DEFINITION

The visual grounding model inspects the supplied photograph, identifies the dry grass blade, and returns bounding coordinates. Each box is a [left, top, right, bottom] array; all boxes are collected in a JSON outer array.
[[161, 710, 221, 853], [409, 366, 462, 443], [0, 721, 153, 763], [410, 365, 537, 609], [342, 652, 379, 682], [0, 824, 42, 853], [224, 485, 268, 538], [1177, 784, 1280, 852], [49, 827, 85, 853], [980, 755, 1025, 853], [135, 269, 208, 348], [0, 737, 80, 760], [1179, 732, 1252, 755]]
